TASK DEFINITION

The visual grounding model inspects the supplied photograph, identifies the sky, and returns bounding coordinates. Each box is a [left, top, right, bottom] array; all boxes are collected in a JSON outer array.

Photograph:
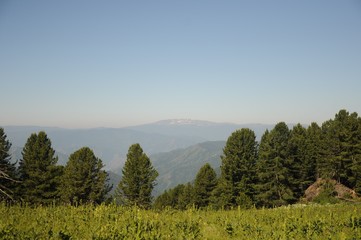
[[1, 0, 361, 128]]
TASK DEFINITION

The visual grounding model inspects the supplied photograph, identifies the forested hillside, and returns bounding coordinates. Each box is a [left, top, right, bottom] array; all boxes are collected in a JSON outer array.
[[151, 141, 225, 195], [154, 109, 361, 209], [1, 109, 360, 209]]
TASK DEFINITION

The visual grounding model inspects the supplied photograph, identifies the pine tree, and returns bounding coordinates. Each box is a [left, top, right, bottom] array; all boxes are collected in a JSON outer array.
[[332, 110, 361, 188], [0, 128, 17, 200], [288, 124, 316, 198], [168, 184, 186, 209], [305, 122, 323, 180], [350, 116, 361, 194], [216, 128, 257, 208], [154, 183, 194, 210], [318, 119, 338, 179], [178, 182, 194, 210], [255, 123, 295, 207], [115, 143, 158, 208], [193, 163, 217, 208], [18, 131, 62, 204], [60, 147, 111, 205], [153, 189, 172, 209], [319, 110, 361, 192]]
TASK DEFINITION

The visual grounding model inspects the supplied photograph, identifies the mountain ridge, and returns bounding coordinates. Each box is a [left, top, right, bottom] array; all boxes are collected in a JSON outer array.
[[2, 121, 285, 196]]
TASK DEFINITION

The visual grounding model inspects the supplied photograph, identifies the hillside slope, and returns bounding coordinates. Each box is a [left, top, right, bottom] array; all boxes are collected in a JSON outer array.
[[150, 141, 225, 195], [4, 126, 203, 170]]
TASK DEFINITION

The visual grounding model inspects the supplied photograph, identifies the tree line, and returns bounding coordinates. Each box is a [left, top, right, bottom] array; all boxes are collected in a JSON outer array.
[[154, 109, 361, 209], [0, 130, 158, 207], [1, 109, 360, 209]]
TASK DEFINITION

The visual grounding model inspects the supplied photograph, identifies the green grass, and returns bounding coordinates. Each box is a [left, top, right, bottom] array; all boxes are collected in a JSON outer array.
[[0, 203, 360, 239]]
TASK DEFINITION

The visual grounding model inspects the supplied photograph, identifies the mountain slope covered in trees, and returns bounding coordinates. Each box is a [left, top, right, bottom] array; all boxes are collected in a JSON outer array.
[[150, 141, 225, 196], [154, 110, 361, 209]]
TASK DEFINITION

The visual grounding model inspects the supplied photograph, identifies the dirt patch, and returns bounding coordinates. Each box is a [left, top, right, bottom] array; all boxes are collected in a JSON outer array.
[[303, 178, 359, 202]]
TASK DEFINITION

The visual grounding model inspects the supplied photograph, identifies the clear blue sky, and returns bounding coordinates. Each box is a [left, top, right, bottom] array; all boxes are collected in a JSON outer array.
[[1, 0, 360, 128]]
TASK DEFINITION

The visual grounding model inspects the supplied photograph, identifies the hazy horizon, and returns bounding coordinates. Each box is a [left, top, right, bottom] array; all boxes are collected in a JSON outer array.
[[1, 1, 360, 128]]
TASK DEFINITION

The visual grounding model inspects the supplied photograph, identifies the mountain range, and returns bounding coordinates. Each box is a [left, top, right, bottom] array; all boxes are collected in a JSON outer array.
[[3, 119, 274, 194]]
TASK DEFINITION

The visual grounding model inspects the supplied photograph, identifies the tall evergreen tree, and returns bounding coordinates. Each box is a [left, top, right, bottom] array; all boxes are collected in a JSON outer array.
[[60, 147, 111, 205], [215, 128, 257, 208], [193, 163, 217, 208], [320, 110, 361, 192], [18, 131, 62, 204], [305, 122, 323, 180], [332, 110, 361, 189], [318, 119, 338, 179], [350, 116, 361, 194], [255, 123, 295, 207], [115, 143, 158, 208], [288, 124, 316, 198], [0, 128, 17, 200]]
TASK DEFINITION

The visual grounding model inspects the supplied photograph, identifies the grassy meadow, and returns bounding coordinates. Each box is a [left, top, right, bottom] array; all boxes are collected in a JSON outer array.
[[0, 203, 360, 239]]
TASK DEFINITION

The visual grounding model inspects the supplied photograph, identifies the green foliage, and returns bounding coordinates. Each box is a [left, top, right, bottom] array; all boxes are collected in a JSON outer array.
[[116, 144, 158, 208], [217, 128, 257, 208], [0, 128, 17, 201], [18, 131, 62, 204], [1, 108, 360, 209], [319, 110, 361, 194], [313, 180, 340, 205], [255, 123, 295, 207], [0, 203, 361, 239], [60, 147, 111, 205], [154, 183, 195, 210], [235, 192, 253, 209], [288, 124, 316, 199], [193, 163, 217, 208], [178, 183, 195, 210], [305, 122, 322, 180]]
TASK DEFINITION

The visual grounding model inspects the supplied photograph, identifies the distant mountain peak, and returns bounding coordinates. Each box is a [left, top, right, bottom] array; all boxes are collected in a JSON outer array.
[[154, 119, 217, 126]]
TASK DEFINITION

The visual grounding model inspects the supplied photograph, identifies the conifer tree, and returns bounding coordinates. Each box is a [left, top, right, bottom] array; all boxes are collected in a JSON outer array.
[[215, 128, 257, 208], [167, 184, 187, 209], [319, 110, 361, 193], [154, 183, 194, 210], [153, 189, 172, 209], [18, 131, 62, 204], [60, 147, 111, 205], [115, 143, 158, 208], [317, 119, 338, 179], [305, 122, 323, 180], [288, 124, 316, 198], [178, 182, 194, 210], [332, 110, 361, 189], [193, 163, 217, 208], [0, 128, 17, 200], [255, 123, 295, 207], [350, 115, 361, 194]]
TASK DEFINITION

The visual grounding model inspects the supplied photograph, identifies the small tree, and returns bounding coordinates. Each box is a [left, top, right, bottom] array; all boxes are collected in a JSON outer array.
[[18, 131, 62, 204], [115, 143, 158, 208], [60, 147, 111, 205], [0, 128, 17, 200], [193, 163, 217, 208]]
